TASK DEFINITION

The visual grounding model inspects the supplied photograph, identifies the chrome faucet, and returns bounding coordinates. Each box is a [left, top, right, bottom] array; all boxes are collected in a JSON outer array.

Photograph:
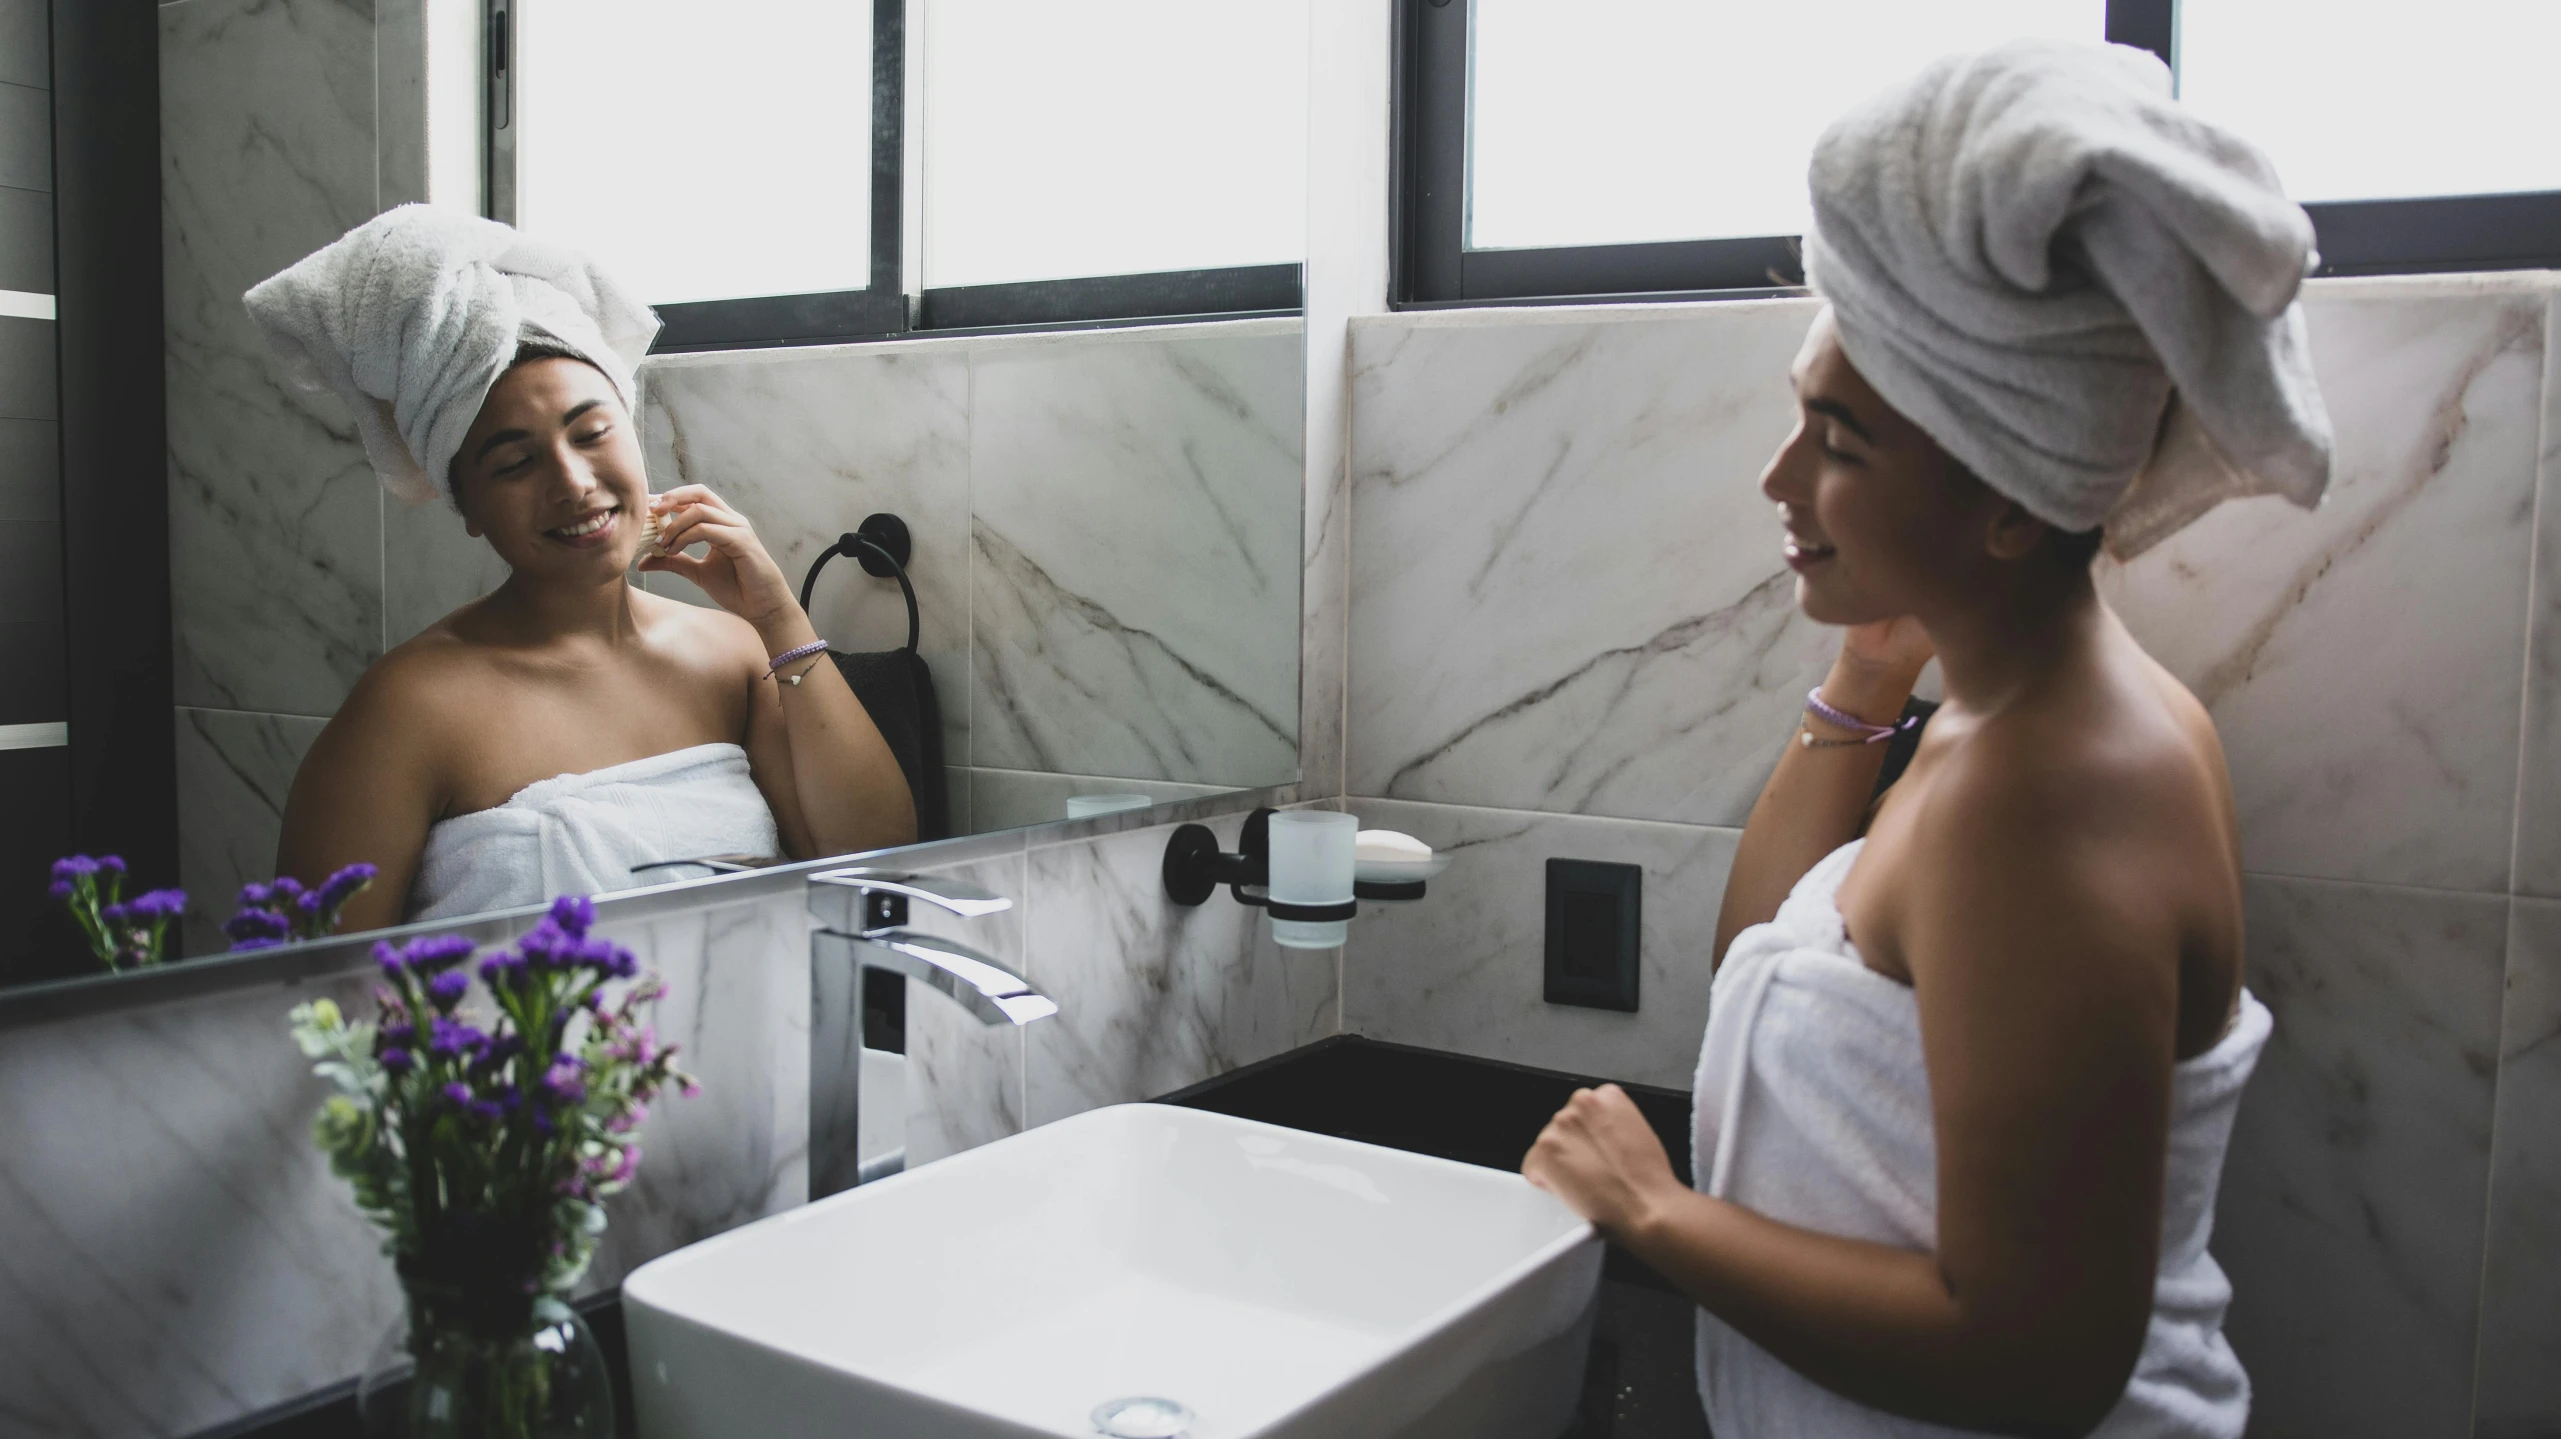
[[807, 867, 1055, 1198]]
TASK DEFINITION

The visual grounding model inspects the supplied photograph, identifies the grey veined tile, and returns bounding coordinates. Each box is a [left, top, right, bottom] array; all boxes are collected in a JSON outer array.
[[2507, 288, 2561, 901], [2104, 284, 2545, 893], [1022, 811, 1336, 1126], [162, 0, 386, 715], [173, 706, 327, 958], [2214, 874, 2505, 1439], [1341, 797, 1736, 1092], [971, 325, 1304, 790], [2472, 897, 2561, 1439], [1346, 302, 1839, 827]]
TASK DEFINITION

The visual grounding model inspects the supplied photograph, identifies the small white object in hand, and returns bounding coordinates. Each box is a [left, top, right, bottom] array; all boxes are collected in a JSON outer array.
[[1355, 830, 1432, 864]]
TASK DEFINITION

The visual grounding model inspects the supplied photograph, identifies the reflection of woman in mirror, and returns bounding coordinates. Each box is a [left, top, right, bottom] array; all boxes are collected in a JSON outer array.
[[1522, 44, 2328, 1437], [246, 207, 914, 932]]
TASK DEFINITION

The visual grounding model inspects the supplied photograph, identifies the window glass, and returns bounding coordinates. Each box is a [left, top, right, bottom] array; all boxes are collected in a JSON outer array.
[[2179, 0, 2561, 204], [516, 0, 873, 305], [1468, 0, 2107, 251], [922, 0, 1307, 289]]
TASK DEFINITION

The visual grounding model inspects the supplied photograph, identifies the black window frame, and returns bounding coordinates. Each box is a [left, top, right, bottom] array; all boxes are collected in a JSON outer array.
[[1393, 0, 2561, 310], [488, 0, 1303, 353]]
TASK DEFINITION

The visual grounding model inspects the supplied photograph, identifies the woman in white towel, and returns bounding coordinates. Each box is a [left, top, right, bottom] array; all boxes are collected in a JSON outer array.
[[250, 207, 915, 929], [1523, 42, 2323, 1438]]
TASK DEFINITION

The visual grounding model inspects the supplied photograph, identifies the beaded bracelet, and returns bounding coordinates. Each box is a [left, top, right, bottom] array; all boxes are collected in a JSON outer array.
[[766, 640, 829, 680], [1803, 686, 1920, 745]]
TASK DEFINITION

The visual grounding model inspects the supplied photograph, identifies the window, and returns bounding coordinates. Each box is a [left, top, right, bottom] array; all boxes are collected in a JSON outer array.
[[480, 0, 1306, 349], [1397, 0, 2561, 306]]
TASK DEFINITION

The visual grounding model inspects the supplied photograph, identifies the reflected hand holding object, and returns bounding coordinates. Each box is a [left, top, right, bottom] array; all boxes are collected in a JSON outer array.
[[633, 485, 803, 635], [1520, 1082, 1683, 1243]]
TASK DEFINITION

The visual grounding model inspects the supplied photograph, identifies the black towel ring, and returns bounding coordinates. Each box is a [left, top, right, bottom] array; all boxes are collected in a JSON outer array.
[[799, 512, 921, 655]]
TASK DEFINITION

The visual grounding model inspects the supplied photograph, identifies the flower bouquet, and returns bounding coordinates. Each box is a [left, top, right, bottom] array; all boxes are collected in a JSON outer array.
[[290, 896, 696, 1439], [51, 854, 185, 971]]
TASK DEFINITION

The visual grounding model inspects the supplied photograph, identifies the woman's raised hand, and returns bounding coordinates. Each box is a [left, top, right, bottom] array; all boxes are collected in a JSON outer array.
[[635, 485, 800, 634], [1839, 615, 1935, 684]]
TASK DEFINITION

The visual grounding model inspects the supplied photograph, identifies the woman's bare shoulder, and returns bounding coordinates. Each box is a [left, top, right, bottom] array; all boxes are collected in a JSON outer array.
[[632, 588, 768, 672]]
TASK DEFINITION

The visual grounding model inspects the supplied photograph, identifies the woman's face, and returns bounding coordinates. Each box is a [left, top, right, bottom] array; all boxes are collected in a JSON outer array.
[[449, 357, 650, 579], [1758, 314, 2028, 626]]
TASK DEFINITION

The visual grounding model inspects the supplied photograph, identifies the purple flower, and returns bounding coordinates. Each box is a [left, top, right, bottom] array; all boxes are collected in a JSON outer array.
[[538, 1059, 587, 1107], [440, 1081, 472, 1108], [51, 855, 99, 885], [98, 902, 126, 926], [426, 1016, 488, 1058], [317, 863, 377, 911], [236, 881, 274, 910], [380, 1046, 414, 1073], [225, 907, 293, 948], [46, 879, 70, 901], [373, 939, 408, 980], [477, 949, 528, 986], [467, 1098, 504, 1123], [230, 936, 285, 952], [269, 875, 305, 906], [99, 856, 125, 876], [398, 934, 478, 974], [548, 894, 596, 938], [124, 890, 186, 922], [424, 969, 470, 1010]]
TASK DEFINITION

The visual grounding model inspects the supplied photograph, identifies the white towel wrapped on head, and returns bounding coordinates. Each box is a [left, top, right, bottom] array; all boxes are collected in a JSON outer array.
[[242, 204, 659, 504], [1803, 39, 2333, 556]]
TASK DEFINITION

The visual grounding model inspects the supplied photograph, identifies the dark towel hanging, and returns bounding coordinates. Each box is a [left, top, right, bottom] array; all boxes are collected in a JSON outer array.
[[800, 520, 950, 842]]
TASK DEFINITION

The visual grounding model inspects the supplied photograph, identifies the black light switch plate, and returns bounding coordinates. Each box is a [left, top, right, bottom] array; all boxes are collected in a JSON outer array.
[[1545, 859, 1641, 1011]]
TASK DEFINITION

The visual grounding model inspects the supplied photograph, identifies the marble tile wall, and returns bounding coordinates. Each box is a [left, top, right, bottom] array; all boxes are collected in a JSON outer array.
[[1336, 274, 2561, 1438]]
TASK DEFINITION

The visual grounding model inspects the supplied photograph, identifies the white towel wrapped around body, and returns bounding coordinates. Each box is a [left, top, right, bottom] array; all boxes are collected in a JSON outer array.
[[1804, 40, 2333, 556], [242, 204, 659, 503], [409, 743, 780, 922], [1692, 840, 2272, 1437]]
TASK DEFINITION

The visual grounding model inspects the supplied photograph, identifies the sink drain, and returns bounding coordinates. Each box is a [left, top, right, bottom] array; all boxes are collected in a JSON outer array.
[[1091, 1395, 1194, 1438]]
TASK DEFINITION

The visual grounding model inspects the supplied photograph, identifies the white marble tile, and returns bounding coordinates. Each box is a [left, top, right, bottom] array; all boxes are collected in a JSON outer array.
[[380, 491, 511, 648], [894, 847, 1029, 1167], [1345, 302, 1840, 826], [1340, 798, 1735, 1091], [2510, 291, 2561, 900], [584, 892, 811, 1287], [0, 969, 398, 1439], [638, 345, 974, 763], [970, 326, 1304, 789], [964, 766, 1241, 835], [2472, 897, 2561, 1439], [1022, 812, 1338, 1125], [2213, 874, 2506, 1439], [2103, 285, 2546, 892], [163, 0, 387, 716], [174, 706, 329, 959]]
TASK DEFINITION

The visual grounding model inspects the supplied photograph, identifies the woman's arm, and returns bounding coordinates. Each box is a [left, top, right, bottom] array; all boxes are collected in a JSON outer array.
[[1713, 619, 1932, 963], [1530, 781, 2180, 1436], [274, 670, 445, 936], [641, 485, 916, 858]]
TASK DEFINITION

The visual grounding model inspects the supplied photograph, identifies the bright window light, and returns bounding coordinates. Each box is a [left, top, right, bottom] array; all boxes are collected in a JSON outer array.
[[2179, 0, 2561, 204], [1469, 0, 2107, 251], [516, 0, 873, 305], [922, 0, 1307, 289]]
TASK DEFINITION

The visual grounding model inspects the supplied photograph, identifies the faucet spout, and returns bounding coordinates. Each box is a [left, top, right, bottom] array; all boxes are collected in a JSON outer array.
[[827, 928, 1058, 1027]]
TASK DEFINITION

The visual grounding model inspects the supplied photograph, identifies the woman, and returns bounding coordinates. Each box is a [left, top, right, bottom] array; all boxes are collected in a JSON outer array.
[[248, 206, 914, 931], [1521, 42, 2330, 1438]]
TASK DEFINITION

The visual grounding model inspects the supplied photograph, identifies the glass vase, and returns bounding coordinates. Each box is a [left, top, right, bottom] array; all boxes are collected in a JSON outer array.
[[357, 1276, 616, 1439]]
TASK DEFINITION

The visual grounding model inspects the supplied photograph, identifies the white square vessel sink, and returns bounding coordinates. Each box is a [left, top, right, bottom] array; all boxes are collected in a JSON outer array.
[[626, 1102, 1603, 1439]]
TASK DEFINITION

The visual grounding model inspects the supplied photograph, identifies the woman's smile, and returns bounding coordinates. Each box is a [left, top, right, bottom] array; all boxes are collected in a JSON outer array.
[[547, 505, 621, 548]]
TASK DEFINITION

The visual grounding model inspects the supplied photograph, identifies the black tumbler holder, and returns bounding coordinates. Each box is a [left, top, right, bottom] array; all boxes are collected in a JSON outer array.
[[1162, 807, 1429, 916]]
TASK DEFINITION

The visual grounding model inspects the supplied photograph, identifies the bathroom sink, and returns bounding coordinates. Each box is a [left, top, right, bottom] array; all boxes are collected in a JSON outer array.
[[624, 1103, 1603, 1439]]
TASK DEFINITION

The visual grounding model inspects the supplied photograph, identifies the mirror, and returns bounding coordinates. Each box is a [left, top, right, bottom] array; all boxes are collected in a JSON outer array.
[[4, 0, 1306, 991]]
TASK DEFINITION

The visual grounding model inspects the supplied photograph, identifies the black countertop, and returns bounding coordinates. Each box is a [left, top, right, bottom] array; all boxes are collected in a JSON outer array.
[[200, 1036, 1708, 1439]]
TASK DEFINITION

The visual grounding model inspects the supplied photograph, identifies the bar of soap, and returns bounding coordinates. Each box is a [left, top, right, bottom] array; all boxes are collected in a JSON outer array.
[[1355, 829, 1433, 864]]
